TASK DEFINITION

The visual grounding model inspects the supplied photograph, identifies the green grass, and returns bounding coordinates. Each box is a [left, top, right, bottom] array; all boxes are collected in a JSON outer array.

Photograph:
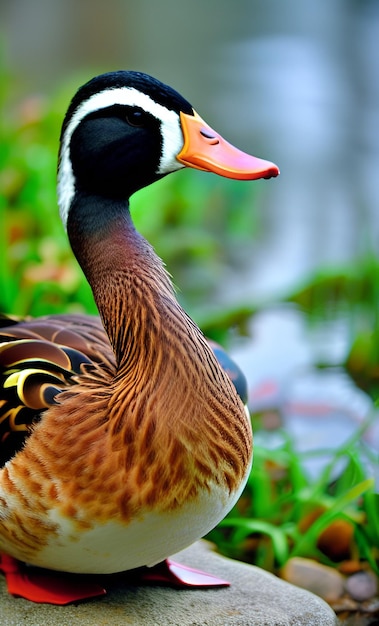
[[208, 416, 378, 575]]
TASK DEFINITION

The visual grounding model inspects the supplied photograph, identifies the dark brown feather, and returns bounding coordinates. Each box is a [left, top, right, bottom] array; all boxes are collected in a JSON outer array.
[[0, 314, 115, 466]]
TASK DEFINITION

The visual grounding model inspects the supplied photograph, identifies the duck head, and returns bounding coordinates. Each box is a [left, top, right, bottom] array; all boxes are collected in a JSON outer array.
[[57, 70, 279, 231]]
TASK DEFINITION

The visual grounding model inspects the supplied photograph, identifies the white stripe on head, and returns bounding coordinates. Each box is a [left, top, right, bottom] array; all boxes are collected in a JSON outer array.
[[58, 87, 186, 229]]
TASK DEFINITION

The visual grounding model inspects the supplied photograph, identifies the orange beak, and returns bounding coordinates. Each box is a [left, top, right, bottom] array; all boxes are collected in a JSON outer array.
[[177, 111, 279, 180]]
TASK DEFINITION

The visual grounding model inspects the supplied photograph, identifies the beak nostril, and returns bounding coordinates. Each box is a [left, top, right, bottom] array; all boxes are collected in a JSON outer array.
[[200, 129, 219, 145]]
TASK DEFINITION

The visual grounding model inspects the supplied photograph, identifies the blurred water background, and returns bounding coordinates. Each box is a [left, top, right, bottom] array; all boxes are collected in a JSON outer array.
[[1, 0, 379, 478]]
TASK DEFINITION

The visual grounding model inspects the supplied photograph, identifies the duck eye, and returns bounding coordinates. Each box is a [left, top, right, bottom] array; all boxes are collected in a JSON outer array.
[[125, 108, 147, 127]]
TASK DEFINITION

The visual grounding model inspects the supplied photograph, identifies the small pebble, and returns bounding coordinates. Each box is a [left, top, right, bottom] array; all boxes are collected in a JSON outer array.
[[361, 597, 379, 613], [330, 596, 359, 613], [317, 519, 354, 561], [345, 571, 378, 602], [281, 557, 345, 601], [339, 560, 363, 575]]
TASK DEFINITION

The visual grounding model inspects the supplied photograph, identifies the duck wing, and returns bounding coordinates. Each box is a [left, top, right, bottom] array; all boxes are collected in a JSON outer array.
[[0, 314, 115, 466], [0, 314, 248, 467]]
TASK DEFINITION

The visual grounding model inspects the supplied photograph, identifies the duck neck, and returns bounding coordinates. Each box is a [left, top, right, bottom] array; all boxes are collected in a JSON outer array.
[[67, 194, 178, 368], [66, 194, 252, 495]]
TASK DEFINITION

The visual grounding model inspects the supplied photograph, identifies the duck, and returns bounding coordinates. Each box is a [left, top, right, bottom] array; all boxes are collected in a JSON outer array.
[[0, 70, 279, 604]]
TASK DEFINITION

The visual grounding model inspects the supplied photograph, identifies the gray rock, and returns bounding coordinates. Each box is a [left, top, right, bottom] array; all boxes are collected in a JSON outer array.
[[281, 556, 345, 601], [0, 541, 338, 625]]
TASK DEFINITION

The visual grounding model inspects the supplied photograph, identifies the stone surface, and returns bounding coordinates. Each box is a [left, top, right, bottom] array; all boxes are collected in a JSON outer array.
[[0, 541, 338, 626], [281, 556, 345, 602]]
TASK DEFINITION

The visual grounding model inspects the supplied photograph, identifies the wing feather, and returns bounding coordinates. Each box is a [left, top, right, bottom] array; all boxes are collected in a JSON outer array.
[[0, 314, 115, 466]]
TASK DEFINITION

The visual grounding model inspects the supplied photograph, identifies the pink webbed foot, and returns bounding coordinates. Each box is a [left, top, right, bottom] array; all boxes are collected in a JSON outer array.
[[138, 558, 230, 587]]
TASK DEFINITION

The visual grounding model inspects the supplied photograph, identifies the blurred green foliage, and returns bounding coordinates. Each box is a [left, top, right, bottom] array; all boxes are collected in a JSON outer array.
[[288, 260, 379, 398]]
